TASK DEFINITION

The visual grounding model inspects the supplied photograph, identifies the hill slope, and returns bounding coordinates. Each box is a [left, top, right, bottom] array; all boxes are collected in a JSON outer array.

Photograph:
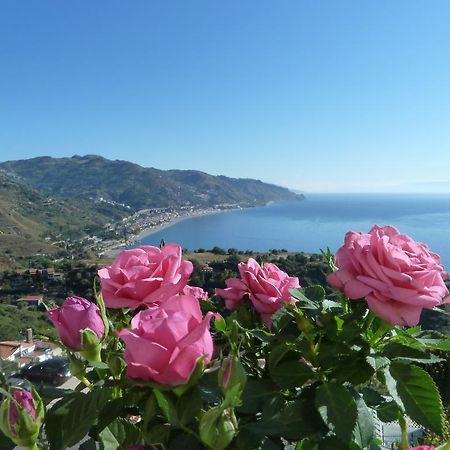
[[0, 155, 301, 209], [0, 173, 129, 262]]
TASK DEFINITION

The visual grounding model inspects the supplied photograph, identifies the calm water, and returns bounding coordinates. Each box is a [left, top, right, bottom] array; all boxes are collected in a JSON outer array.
[[139, 194, 450, 268]]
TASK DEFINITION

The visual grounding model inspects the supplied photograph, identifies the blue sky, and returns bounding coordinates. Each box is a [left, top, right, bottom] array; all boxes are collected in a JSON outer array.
[[1, 1, 450, 192]]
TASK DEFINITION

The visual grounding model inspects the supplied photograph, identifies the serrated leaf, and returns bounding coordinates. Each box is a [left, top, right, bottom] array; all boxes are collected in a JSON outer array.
[[322, 300, 342, 311], [353, 396, 374, 448], [376, 400, 401, 423], [154, 389, 179, 426], [271, 359, 316, 389], [387, 362, 444, 435], [366, 354, 390, 371], [290, 288, 319, 309], [304, 285, 326, 302], [99, 426, 120, 450], [238, 379, 280, 415], [315, 383, 357, 443], [46, 388, 113, 448]]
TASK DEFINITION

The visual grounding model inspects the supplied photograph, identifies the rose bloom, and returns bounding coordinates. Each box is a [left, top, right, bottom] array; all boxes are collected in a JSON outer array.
[[215, 258, 300, 326], [328, 225, 449, 326], [98, 244, 193, 309], [48, 296, 105, 350], [117, 295, 214, 386], [182, 284, 209, 301]]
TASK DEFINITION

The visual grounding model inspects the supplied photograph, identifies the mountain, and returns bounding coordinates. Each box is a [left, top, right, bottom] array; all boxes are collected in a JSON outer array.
[[0, 172, 129, 263], [0, 155, 302, 210]]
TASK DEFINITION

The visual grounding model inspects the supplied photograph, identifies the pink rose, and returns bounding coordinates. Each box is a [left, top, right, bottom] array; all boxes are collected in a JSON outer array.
[[328, 225, 449, 326], [98, 244, 193, 309], [182, 285, 209, 301], [215, 258, 300, 326], [8, 390, 36, 432], [117, 295, 214, 386], [48, 296, 105, 350]]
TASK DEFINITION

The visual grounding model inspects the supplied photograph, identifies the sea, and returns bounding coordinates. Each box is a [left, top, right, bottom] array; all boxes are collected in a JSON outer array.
[[139, 194, 450, 269]]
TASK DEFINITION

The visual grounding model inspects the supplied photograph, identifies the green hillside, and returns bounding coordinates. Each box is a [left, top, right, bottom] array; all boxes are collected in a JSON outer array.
[[0, 155, 302, 209], [0, 173, 130, 264]]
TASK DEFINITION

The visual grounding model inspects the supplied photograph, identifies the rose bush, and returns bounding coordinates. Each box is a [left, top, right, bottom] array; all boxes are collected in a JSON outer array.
[[328, 225, 449, 326], [1, 229, 449, 450], [215, 257, 300, 326], [98, 243, 193, 309]]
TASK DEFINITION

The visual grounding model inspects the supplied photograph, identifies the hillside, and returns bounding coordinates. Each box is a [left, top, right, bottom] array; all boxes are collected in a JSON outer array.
[[0, 173, 130, 264], [0, 155, 302, 209]]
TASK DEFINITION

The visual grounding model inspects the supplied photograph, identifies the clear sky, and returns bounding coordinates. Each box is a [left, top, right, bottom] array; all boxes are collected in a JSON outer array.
[[1, 1, 450, 193]]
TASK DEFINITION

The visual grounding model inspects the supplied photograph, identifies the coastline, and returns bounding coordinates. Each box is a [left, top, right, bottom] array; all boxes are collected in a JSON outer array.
[[135, 207, 228, 240], [103, 206, 243, 257]]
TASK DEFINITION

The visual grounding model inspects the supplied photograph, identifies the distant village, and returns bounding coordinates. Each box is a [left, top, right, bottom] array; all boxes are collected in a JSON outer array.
[[73, 203, 242, 257]]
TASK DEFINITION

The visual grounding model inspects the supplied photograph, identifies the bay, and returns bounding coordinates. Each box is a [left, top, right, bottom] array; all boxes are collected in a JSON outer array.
[[139, 193, 450, 268]]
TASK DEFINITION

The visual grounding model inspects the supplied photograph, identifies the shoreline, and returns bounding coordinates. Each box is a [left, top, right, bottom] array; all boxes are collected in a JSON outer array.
[[103, 206, 243, 257]]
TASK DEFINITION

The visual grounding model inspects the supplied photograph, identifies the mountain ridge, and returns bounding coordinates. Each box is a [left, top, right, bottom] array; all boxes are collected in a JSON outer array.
[[0, 155, 302, 210]]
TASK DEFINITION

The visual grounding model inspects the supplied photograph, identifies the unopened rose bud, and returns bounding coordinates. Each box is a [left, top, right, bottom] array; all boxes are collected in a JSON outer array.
[[48, 296, 105, 363], [0, 387, 44, 448], [199, 406, 237, 450], [218, 355, 247, 393]]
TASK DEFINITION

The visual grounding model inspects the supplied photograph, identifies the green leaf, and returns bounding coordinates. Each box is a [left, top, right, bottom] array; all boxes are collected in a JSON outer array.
[[315, 383, 357, 443], [46, 388, 113, 448], [376, 400, 401, 423], [280, 396, 328, 440], [154, 389, 180, 426], [97, 397, 125, 432], [386, 362, 444, 435], [177, 388, 203, 426], [238, 379, 280, 415], [304, 285, 326, 302], [270, 359, 316, 389], [169, 432, 203, 450], [381, 343, 444, 364], [353, 396, 374, 448], [99, 426, 120, 450], [290, 288, 319, 309], [322, 300, 342, 311], [333, 356, 375, 385], [79, 438, 98, 450], [271, 306, 294, 330], [366, 354, 390, 371]]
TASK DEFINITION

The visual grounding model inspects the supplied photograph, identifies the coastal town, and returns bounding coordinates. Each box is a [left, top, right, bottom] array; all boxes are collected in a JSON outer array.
[[66, 203, 244, 258]]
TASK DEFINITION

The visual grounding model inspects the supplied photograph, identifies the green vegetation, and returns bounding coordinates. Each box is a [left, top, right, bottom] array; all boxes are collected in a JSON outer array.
[[0, 172, 131, 268], [1, 155, 303, 209]]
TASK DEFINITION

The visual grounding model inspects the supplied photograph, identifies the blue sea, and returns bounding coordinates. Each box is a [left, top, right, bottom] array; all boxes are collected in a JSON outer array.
[[139, 194, 450, 269]]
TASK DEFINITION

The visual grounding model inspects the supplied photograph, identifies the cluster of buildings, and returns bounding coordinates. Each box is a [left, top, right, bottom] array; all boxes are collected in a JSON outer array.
[[0, 328, 60, 371]]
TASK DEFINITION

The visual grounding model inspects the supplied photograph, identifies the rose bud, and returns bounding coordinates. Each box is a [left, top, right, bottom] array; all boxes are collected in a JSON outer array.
[[218, 355, 247, 393], [199, 406, 237, 450], [117, 295, 214, 386], [48, 296, 105, 363], [98, 244, 193, 309], [0, 387, 44, 449]]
